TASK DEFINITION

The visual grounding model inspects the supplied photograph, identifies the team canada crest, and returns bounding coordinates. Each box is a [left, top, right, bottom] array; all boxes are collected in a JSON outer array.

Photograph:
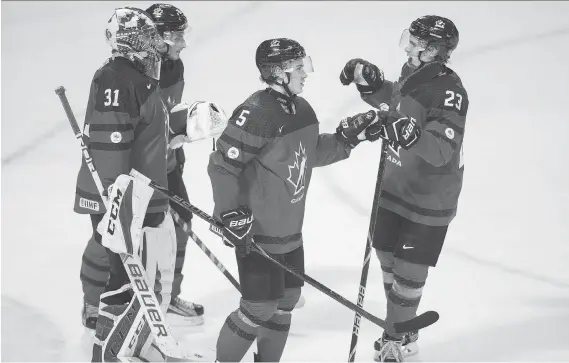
[[287, 142, 307, 203]]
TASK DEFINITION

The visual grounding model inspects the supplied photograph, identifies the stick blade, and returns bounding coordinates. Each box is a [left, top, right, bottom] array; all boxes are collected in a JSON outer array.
[[393, 310, 439, 334]]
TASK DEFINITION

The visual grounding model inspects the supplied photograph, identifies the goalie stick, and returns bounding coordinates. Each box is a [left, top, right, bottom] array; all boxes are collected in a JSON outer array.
[[348, 137, 389, 362], [128, 169, 440, 334], [55, 86, 197, 361]]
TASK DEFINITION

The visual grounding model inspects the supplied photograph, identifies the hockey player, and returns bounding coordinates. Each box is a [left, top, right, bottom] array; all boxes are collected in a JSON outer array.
[[77, 3, 207, 329], [72, 6, 177, 361], [339, 15, 468, 362], [145, 2, 205, 326], [208, 38, 381, 362]]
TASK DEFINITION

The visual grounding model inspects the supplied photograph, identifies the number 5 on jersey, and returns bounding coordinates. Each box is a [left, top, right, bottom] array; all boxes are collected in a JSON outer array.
[[236, 110, 250, 126]]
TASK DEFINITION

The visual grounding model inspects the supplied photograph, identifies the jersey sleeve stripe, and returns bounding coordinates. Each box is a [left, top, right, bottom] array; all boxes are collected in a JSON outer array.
[[427, 130, 458, 149], [76, 187, 104, 201], [90, 142, 133, 151], [426, 108, 465, 134], [219, 130, 264, 154], [90, 123, 134, 132], [89, 131, 134, 144]]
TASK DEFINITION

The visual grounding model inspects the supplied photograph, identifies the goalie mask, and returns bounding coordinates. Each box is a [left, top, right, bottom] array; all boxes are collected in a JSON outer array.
[[105, 7, 163, 80]]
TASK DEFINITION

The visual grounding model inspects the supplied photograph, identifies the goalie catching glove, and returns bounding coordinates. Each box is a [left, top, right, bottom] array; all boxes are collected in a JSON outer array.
[[169, 101, 228, 149]]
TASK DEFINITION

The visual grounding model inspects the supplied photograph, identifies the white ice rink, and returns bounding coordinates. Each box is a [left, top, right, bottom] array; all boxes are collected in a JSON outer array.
[[2, 1, 569, 361]]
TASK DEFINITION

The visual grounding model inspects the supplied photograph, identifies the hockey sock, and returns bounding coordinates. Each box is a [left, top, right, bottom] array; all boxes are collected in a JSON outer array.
[[171, 221, 188, 298], [376, 250, 395, 299], [256, 310, 291, 362], [216, 309, 257, 362], [81, 235, 110, 305], [385, 258, 428, 338]]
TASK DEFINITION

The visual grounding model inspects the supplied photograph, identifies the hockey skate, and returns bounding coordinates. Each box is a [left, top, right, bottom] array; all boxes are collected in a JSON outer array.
[[82, 301, 98, 329], [167, 296, 205, 326], [373, 330, 418, 361]]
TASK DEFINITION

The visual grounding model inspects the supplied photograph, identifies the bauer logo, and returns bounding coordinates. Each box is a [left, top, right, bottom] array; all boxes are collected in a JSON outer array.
[[227, 147, 239, 159], [110, 131, 122, 143], [80, 198, 100, 212], [445, 127, 455, 140]]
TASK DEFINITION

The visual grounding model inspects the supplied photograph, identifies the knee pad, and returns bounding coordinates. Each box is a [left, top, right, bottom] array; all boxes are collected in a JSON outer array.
[[239, 299, 278, 327], [142, 213, 177, 313], [392, 258, 429, 299], [278, 287, 301, 312]]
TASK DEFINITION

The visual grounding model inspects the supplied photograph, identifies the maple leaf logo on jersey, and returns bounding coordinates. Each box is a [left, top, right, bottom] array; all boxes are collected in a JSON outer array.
[[287, 142, 307, 196]]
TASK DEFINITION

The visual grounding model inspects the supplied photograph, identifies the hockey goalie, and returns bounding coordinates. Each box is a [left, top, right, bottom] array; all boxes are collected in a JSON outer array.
[[92, 174, 205, 362]]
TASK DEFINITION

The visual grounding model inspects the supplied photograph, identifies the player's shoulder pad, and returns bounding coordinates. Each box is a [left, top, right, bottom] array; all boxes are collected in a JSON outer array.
[[430, 67, 469, 116], [93, 57, 158, 118], [227, 91, 275, 137]]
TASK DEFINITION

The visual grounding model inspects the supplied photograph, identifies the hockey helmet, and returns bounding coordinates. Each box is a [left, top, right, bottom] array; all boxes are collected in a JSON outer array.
[[146, 4, 190, 46], [255, 38, 314, 83], [400, 15, 459, 62], [105, 7, 163, 79]]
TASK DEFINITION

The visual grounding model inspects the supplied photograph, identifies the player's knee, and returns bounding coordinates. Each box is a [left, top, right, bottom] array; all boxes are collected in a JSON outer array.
[[376, 249, 394, 284], [392, 258, 429, 299], [239, 298, 278, 326], [278, 287, 301, 312], [375, 249, 394, 266]]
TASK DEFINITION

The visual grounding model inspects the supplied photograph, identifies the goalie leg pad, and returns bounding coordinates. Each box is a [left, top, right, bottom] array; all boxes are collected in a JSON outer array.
[[141, 212, 177, 314], [92, 294, 153, 362]]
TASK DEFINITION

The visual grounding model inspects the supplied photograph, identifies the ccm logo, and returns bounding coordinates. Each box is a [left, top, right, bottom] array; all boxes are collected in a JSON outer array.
[[229, 216, 253, 228], [106, 189, 124, 235]]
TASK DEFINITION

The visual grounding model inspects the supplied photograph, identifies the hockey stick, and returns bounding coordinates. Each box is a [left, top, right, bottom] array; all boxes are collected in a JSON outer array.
[[170, 210, 241, 291], [55, 86, 189, 360], [348, 139, 389, 362], [129, 169, 439, 334]]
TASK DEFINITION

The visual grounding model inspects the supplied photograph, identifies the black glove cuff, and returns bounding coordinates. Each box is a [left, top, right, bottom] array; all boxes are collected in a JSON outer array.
[[356, 83, 375, 94]]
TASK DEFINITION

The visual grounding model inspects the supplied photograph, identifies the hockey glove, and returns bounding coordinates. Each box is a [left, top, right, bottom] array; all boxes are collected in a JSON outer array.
[[339, 58, 366, 85], [365, 113, 422, 150], [336, 110, 381, 148], [340, 59, 384, 94], [217, 206, 254, 258]]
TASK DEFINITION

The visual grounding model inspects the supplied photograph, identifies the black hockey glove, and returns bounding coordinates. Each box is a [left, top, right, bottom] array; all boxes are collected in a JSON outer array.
[[365, 114, 422, 150], [339, 58, 366, 85], [339, 59, 384, 94], [218, 206, 254, 258], [336, 110, 380, 148]]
